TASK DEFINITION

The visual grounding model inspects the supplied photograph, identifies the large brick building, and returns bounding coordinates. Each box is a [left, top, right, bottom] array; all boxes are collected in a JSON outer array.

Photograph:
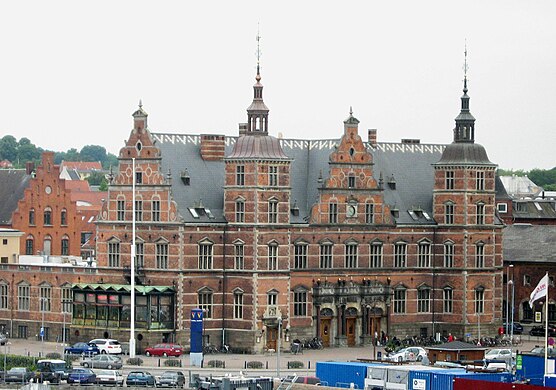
[[0, 62, 505, 352]]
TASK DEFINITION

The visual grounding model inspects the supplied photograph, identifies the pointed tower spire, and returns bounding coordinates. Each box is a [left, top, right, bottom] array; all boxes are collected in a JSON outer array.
[[453, 43, 475, 143], [246, 28, 269, 135]]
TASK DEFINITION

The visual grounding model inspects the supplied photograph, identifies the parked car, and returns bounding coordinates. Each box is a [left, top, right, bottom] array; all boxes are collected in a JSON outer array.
[[503, 322, 524, 334], [386, 347, 427, 362], [4, 367, 34, 383], [529, 325, 556, 337], [64, 342, 100, 356], [126, 371, 157, 387], [67, 368, 97, 385], [36, 359, 71, 382], [94, 369, 124, 386], [89, 339, 122, 354], [157, 370, 186, 387], [529, 346, 556, 357], [81, 354, 122, 369], [485, 348, 515, 361], [145, 343, 183, 357]]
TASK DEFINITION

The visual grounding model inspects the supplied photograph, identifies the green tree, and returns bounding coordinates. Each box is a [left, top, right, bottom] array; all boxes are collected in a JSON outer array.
[[85, 171, 106, 186], [0, 135, 18, 161], [80, 145, 107, 162], [103, 153, 119, 170], [529, 168, 556, 188]]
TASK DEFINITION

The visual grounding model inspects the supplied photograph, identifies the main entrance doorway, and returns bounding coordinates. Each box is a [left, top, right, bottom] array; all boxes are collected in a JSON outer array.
[[346, 318, 356, 346], [266, 327, 278, 350], [320, 319, 331, 347]]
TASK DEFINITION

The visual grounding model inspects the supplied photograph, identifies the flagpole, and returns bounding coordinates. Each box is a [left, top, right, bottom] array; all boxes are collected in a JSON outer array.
[[545, 271, 549, 386]]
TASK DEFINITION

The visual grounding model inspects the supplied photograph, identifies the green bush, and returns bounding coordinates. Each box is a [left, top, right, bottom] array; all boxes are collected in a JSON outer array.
[[4, 355, 38, 371], [288, 361, 304, 369], [126, 357, 144, 366], [246, 361, 263, 369], [207, 360, 225, 368], [45, 352, 62, 360], [163, 359, 182, 367]]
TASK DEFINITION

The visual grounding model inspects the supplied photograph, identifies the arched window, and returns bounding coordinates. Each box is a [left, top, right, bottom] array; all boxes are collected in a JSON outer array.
[[61, 235, 69, 256], [417, 240, 431, 268], [60, 208, 67, 226], [25, 235, 34, 255], [43, 207, 52, 226], [0, 280, 8, 309]]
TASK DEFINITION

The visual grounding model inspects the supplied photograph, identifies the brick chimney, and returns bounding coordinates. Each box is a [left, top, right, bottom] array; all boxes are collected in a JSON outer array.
[[200, 134, 226, 161], [368, 129, 377, 147]]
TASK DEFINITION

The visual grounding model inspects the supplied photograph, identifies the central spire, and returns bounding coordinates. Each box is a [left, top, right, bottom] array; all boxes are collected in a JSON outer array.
[[246, 28, 269, 135], [453, 43, 475, 143]]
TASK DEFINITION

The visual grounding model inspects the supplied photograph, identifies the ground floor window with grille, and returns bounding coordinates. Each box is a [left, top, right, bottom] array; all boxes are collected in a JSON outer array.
[[18, 325, 27, 339]]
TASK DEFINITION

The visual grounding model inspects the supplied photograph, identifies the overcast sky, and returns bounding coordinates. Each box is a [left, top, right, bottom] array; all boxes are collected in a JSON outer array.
[[1, 1, 555, 171]]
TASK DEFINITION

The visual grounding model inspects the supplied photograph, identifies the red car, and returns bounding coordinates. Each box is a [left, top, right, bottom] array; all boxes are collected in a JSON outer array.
[[144, 343, 183, 357]]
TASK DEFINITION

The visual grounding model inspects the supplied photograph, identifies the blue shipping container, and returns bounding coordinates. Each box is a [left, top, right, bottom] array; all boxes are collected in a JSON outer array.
[[408, 369, 513, 390], [516, 354, 555, 386], [316, 361, 384, 389]]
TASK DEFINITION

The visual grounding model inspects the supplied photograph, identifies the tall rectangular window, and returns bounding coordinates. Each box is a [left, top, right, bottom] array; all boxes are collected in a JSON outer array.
[[475, 289, 484, 313], [61, 286, 72, 313], [443, 288, 453, 313], [61, 238, 69, 256], [235, 200, 245, 223], [320, 244, 333, 269], [40, 285, 51, 312], [236, 165, 245, 186], [108, 242, 120, 267], [29, 209, 35, 225], [117, 200, 125, 221], [293, 290, 307, 316], [444, 243, 454, 268], [445, 203, 454, 225], [198, 291, 213, 319], [476, 203, 485, 225], [135, 200, 143, 222], [234, 293, 243, 319], [393, 289, 406, 314], [135, 171, 143, 184], [446, 171, 455, 190], [60, 210, 67, 225], [136, 242, 144, 268], [370, 243, 383, 268], [268, 201, 278, 223], [0, 283, 8, 309], [348, 175, 356, 188], [269, 165, 278, 187], [475, 244, 484, 268], [18, 284, 30, 311], [294, 244, 308, 269], [198, 242, 213, 269], [417, 289, 430, 313], [156, 242, 169, 269], [365, 203, 374, 224], [25, 239, 34, 255], [329, 203, 338, 224], [418, 242, 431, 268], [345, 244, 358, 268], [267, 293, 277, 306], [43, 209, 52, 225], [476, 171, 485, 190], [394, 243, 407, 268], [152, 200, 161, 222], [234, 244, 244, 270], [268, 245, 278, 270]]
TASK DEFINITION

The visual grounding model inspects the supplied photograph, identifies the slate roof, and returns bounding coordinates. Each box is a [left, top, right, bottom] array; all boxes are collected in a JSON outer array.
[[503, 224, 556, 263], [512, 199, 556, 220], [153, 133, 449, 225], [0, 169, 32, 225], [435, 142, 493, 165], [427, 340, 487, 351]]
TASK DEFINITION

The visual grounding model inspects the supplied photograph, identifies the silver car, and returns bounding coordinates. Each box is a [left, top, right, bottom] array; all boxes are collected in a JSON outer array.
[[80, 354, 122, 369]]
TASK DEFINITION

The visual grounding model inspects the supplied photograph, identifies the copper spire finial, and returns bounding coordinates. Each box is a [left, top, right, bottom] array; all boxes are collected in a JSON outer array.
[[255, 25, 262, 82]]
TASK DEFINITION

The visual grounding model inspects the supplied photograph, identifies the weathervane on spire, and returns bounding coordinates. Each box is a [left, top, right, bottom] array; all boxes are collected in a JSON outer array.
[[463, 40, 469, 78], [256, 24, 262, 66]]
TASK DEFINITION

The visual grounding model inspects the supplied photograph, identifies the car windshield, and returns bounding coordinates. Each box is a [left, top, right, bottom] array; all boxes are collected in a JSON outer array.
[[10, 368, 26, 372], [162, 373, 177, 378]]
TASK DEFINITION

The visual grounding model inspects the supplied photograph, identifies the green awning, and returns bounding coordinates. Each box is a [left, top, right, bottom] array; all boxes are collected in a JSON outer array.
[[72, 283, 174, 294]]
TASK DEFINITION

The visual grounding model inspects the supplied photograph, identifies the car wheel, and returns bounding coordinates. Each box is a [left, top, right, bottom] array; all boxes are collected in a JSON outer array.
[[163, 352, 168, 357], [146, 351, 151, 357], [83, 363, 90, 368], [107, 364, 113, 369], [398, 356, 403, 362], [102, 350, 107, 354], [417, 355, 423, 362]]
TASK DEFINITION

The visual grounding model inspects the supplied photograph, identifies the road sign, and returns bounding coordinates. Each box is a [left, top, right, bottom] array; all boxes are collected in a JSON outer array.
[[39, 327, 44, 338]]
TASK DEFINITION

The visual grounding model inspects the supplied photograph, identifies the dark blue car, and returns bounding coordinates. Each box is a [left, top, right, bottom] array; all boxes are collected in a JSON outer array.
[[64, 342, 100, 356], [126, 371, 156, 387], [67, 368, 96, 385]]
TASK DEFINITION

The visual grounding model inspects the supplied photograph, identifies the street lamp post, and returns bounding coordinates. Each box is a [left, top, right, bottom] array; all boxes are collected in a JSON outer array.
[[276, 318, 282, 378], [40, 297, 46, 356], [509, 280, 515, 342]]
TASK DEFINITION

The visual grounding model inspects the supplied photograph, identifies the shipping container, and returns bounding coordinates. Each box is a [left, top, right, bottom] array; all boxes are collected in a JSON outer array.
[[407, 369, 513, 390], [316, 361, 384, 389], [545, 374, 556, 387], [515, 354, 556, 386]]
